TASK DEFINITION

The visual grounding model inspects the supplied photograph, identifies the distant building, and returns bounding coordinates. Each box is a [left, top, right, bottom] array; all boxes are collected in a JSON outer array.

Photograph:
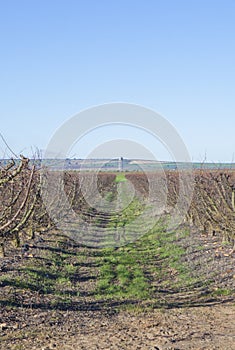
[[118, 157, 124, 171]]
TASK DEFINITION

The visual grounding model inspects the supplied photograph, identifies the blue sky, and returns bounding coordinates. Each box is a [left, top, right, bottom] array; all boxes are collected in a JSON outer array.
[[0, 0, 234, 161]]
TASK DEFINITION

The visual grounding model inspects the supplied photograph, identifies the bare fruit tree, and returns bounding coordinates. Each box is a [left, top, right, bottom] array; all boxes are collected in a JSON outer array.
[[0, 156, 38, 256]]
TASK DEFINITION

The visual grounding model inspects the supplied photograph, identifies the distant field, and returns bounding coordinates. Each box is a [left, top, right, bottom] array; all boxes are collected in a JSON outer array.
[[1, 158, 235, 171]]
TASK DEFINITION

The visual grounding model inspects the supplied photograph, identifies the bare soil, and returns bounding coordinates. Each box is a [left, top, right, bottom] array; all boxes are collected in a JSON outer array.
[[0, 302, 234, 349]]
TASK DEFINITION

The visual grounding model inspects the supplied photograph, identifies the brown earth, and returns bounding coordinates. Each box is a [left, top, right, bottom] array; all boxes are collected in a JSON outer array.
[[0, 302, 235, 349]]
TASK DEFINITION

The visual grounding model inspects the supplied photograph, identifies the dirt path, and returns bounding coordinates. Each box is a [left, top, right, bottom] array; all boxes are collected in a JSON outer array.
[[1, 302, 235, 349], [1, 226, 234, 349], [65, 304, 235, 350]]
